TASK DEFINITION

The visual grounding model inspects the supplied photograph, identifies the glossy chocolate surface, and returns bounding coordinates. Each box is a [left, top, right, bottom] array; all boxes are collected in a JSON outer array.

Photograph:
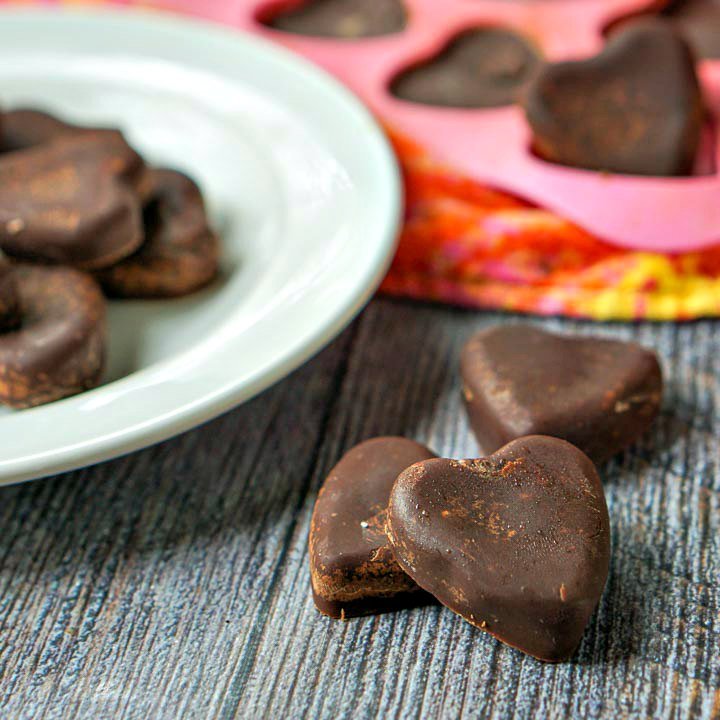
[[460, 325, 663, 463], [96, 169, 219, 298], [0, 265, 105, 408], [523, 21, 703, 176], [387, 436, 610, 662], [310, 436, 436, 619], [392, 28, 540, 108], [0, 133, 146, 269]]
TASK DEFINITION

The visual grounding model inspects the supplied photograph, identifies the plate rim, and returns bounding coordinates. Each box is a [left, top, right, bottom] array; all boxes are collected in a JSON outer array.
[[0, 5, 402, 485]]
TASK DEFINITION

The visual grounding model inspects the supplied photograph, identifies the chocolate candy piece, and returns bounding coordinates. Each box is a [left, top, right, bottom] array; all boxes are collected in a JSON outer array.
[[266, 0, 405, 38], [96, 169, 219, 298], [2, 108, 86, 152], [392, 28, 541, 108], [460, 325, 663, 463], [1, 109, 151, 200], [310, 437, 436, 618], [663, 0, 720, 58], [0, 265, 105, 408], [387, 436, 610, 662], [0, 133, 145, 269], [523, 21, 704, 176], [0, 259, 21, 333]]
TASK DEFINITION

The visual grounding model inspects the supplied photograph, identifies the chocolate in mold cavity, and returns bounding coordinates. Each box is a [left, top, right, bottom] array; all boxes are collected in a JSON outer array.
[[387, 436, 610, 662], [392, 28, 541, 108], [662, 0, 720, 58], [96, 169, 219, 299], [266, 0, 406, 38], [0, 265, 105, 408], [1, 109, 151, 200], [460, 325, 663, 463], [0, 259, 20, 333], [0, 133, 146, 269], [523, 20, 704, 176], [310, 436, 436, 619]]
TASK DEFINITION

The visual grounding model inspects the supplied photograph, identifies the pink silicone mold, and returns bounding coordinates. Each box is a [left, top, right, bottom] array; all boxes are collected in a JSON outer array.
[[232, 0, 720, 253]]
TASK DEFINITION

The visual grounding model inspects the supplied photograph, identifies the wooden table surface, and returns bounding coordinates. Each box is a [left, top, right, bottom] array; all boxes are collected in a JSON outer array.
[[1, 298, 718, 719]]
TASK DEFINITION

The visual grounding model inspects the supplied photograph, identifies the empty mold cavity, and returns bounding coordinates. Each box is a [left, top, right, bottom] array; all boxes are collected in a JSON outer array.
[[262, 0, 407, 39], [390, 28, 542, 109]]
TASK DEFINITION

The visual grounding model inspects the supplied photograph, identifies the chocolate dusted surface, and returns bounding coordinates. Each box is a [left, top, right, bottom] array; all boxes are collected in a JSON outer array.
[[663, 0, 720, 58], [387, 436, 610, 662], [391, 28, 541, 108], [266, 0, 406, 38], [0, 259, 20, 333], [310, 436, 436, 618], [0, 264, 105, 408], [0, 132, 147, 269], [523, 20, 704, 176], [461, 325, 663, 463], [96, 169, 219, 299]]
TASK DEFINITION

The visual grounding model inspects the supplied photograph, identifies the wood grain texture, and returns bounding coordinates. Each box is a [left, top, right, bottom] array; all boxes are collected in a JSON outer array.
[[0, 298, 718, 719]]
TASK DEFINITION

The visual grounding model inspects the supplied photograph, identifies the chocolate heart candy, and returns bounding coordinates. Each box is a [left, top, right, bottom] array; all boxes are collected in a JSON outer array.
[[461, 325, 663, 463], [392, 28, 541, 108], [0, 265, 105, 408], [0, 133, 145, 269], [387, 436, 610, 662], [1, 109, 151, 199], [310, 437, 436, 619], [663, 0, 720, 58], [0, 258, 20, 333], [96, 168, 219, 298], [523, 20, 704, 176], [266, 0, 405, 38]]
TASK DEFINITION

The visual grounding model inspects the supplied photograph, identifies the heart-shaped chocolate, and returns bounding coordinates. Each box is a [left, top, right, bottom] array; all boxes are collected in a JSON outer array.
[[310, 437, 436, 619], [0, 133, 145, 269], [392, 28, 540, 108], [0, 264, 105, 408], [387, 436, 610, 662], [663, 0, 720, 59], [96, 168, 219, 298], [0, 258, 20, 333], [461, 325, 662, 463], [523, 20, 704, 176], [266, 0, 406, 38]]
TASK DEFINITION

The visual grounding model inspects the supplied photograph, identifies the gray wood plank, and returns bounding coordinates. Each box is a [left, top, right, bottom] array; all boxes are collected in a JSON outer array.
[[0, 298, 718, 719]]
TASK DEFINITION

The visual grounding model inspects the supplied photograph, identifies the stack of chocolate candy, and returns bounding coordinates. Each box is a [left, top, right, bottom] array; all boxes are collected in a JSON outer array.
[[309, 327, 663, 662], [0, 109, 219, 409]]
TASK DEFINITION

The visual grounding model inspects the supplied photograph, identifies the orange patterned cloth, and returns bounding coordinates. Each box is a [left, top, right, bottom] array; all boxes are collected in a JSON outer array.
[[382, 131, 720, 320]]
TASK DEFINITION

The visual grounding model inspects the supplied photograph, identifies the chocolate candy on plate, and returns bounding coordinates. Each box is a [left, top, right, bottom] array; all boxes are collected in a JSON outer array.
[[0, 265, 105, 408]]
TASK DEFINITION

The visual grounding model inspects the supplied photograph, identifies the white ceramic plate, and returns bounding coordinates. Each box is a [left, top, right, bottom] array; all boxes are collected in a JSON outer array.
[[0, 7, 401, 485]]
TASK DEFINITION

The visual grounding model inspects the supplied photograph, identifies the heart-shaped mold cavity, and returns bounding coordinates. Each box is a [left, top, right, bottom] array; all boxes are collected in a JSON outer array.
[[391, 28, 541, 108], [662, 0, 720, 58], [263, 0, 406, 38], [523, 19, 704, 176]]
